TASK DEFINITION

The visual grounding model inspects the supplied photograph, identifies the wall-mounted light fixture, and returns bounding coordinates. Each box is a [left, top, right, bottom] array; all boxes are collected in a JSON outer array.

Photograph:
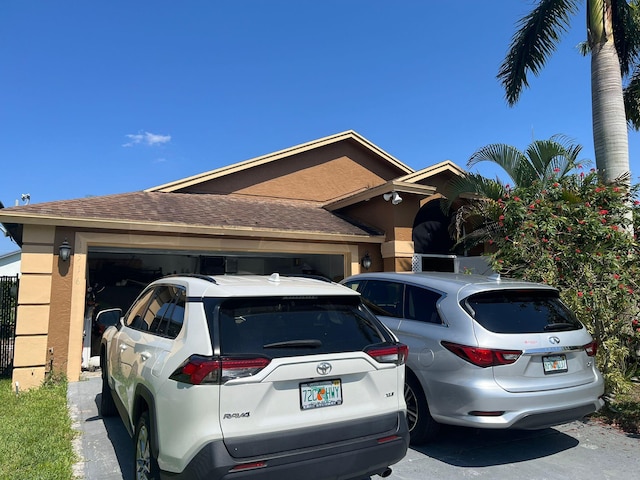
[[383, 191, 403, 205], [360, 252, 372, 270], [59, 239, 72, 262]]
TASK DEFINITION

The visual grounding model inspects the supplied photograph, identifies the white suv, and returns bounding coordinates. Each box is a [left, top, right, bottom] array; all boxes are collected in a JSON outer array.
[[98, 273, 409, 480]]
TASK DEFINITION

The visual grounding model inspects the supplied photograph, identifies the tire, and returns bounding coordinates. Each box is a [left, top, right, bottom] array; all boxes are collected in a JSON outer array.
[[134, 411, 160, 480], [404, 374, 439, 444], [99, 363, 117, 417]]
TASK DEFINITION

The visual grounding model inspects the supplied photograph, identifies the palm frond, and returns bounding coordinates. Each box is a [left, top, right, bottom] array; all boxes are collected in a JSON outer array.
[[440, 174, 506, 212], [467, 143, 526, 184], [624, 64, 640, 130], [612, 0, 640, 76], [498, 0, 580, 105]]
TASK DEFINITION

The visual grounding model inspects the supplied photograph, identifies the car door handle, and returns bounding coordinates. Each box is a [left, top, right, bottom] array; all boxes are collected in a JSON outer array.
[[119, 344, 128, 352], [140, 351, 151, 361]]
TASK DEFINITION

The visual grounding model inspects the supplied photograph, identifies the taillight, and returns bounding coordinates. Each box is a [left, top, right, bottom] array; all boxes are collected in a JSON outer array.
[[441, 341, 522, 368], [366, 344, 408, 365], [170, 355, 270, 385], [583, 340, 598, 357]]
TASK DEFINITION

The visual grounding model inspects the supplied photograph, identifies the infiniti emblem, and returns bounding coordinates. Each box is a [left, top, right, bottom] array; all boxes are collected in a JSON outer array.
[[316, 362, 332, 375], [549, 336, 561, 345]]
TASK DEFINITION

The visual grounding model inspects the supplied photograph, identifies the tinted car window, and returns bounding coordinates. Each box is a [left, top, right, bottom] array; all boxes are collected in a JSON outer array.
[[405, 285, 442, 324], [359, 280, 404, 317], [463, 289, 582, 334], [125, 288, 155, 329], [125, 285, 186, 337], [214, 296, 388, 357], [154, 287, 186, 339]]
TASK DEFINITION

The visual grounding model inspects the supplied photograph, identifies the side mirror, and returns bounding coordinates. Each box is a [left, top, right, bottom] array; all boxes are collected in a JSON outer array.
[[95, 308, 123, 332]]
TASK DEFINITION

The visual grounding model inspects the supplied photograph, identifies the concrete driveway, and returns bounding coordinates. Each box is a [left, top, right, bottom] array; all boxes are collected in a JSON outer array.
[[68, 374, 640, 480]]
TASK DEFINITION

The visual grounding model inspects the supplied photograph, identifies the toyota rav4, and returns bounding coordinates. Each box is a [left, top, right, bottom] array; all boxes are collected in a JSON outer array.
[[98, 273, 409, 480]]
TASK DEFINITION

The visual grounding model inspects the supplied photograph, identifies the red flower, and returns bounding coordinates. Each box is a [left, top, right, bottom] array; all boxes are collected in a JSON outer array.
[[599, 209, 608, 215], [585, 202, 591, 207], [513, 196, 521, 202], [614, 274, 621, 280], [577, 291, 584, 297], [499, 215, 505, 220], [553, 182, 560, 187], [595, 187, 604, 193], [634, 200, 640, 206], [542, 238, 549, 243], [575, 248, 581, 253], [611, 225, 619, 231]]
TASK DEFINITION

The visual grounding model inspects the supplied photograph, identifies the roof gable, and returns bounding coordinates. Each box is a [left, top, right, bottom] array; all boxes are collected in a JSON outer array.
[[147, 131, 415, 202]]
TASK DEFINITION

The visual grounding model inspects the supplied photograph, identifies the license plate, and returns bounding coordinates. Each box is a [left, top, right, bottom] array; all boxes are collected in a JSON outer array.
[[300, 379, 342, 410], [543, 354, 568, 374]]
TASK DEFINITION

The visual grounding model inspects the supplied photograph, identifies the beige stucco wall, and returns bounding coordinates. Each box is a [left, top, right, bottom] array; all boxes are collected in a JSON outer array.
[[12, 225, 55, 391]]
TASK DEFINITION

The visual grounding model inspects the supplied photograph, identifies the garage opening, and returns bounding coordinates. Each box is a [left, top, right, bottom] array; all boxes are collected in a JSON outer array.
[[85, 248, 345, 358]]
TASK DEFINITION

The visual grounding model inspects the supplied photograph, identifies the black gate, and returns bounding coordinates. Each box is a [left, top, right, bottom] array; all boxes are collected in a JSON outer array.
[[0, 275, 18, 378]]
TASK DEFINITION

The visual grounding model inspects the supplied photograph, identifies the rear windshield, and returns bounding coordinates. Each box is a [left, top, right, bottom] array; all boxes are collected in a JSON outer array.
[[462, 290, 583, 334], [210, 296, 389, 357]]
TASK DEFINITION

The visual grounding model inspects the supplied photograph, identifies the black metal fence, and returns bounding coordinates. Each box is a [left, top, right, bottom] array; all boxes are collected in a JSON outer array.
[[0, 275, 18, 378]]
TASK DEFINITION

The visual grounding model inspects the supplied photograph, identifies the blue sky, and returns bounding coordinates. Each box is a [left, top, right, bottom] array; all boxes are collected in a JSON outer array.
[[2, 1, 640, 254]]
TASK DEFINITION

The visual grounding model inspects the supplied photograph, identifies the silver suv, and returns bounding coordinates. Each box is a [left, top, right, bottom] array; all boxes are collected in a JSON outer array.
[[98, 273, 409, 480], [341, 272, 605, 444]]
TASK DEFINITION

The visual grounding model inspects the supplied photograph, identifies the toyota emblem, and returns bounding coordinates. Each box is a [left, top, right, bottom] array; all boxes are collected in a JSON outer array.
[[316, 362, 332, 375], [549, 336, 561, 345]]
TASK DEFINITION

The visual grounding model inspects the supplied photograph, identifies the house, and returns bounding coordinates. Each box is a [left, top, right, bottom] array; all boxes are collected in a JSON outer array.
[[0, 250, 21, 277], [0, 130, 471, 389]]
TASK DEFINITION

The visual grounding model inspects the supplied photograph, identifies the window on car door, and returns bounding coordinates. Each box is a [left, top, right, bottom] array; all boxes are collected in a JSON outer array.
[[359, 280, 404, 318], [404, 285, 442, 324]]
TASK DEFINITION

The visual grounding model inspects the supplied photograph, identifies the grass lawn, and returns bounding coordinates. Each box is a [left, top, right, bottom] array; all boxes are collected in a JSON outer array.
[[0, 377, 77, 480]]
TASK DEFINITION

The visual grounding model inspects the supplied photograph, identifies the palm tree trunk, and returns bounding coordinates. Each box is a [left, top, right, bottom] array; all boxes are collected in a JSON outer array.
[[590, 0, 630, 184]]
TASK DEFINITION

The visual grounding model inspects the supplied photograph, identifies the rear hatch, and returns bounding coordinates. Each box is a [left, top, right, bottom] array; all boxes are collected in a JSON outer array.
[[462, 289, 598, 393], [211, 295, 406, 457]]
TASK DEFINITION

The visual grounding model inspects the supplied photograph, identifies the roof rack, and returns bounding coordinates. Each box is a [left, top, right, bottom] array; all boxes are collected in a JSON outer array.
[[161, 273, 218, 284], [280, 273, 334, 283]]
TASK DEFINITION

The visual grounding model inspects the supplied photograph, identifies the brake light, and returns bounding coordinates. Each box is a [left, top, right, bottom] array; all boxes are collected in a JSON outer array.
[[583, 340, 598, 357], [366, 344, 408, 365], [441, 341, 522, 368], [170, 356, 270, 385]]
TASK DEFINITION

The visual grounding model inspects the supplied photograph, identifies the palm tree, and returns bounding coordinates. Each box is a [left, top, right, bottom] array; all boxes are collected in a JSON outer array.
[[498, 0, 640, 183], [442, 135, 585, 249]]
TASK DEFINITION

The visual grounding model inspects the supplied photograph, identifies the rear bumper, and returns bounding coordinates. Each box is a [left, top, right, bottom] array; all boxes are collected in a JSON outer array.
[[426, 374, 605, 429], [160, 412, 409, 480]]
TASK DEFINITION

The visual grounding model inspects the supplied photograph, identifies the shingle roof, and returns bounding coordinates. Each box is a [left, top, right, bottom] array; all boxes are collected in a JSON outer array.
[[0, 191, 382, 237]]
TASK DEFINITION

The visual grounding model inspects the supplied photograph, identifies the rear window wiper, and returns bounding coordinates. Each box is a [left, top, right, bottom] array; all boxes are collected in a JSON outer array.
[[263, 339, 322, 348], [544, 322, 576, 331]]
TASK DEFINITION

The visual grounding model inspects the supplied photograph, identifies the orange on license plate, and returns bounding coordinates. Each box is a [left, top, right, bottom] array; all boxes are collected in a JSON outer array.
[[543, 354, 568, 374], [300, 379, 342, 410]]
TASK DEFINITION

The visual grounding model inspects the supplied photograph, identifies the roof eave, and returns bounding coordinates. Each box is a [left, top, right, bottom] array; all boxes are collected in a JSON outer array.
[[323, 180, 437, 210], [0, 213, 384, 244]]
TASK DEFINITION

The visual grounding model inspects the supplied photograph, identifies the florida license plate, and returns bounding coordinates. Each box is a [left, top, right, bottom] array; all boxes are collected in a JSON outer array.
[[543, 354, 568, 374], [300, 379, 342, 410]]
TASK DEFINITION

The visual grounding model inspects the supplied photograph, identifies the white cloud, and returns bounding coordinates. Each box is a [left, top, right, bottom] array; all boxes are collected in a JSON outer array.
[[123, 131, 171, 147]]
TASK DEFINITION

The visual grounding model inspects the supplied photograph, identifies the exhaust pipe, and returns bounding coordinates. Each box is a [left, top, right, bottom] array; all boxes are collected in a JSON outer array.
[[379, 467, 392, 478]]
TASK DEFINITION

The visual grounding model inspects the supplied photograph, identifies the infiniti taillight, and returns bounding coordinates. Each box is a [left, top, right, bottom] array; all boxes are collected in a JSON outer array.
[[366, 344, 408, 365], [170, 356, 270, 385], [583, 340, 598, 357], [441, 341, 522, 368]]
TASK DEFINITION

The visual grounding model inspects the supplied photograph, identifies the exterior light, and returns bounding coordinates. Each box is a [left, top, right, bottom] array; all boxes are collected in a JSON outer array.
[[59, 239, 72, 262], [361, 253, 372, 270], [383, 191, 402, 205]]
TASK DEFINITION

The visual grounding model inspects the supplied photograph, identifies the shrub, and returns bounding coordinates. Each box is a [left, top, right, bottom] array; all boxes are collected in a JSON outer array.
[[484, 171, 640, 393]]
